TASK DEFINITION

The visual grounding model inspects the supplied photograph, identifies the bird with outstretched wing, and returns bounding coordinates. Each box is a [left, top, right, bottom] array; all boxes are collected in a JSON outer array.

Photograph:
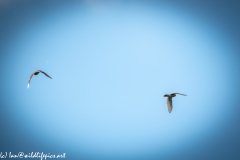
[[164, 93, 187, 113], [27, 70, 52, 88]]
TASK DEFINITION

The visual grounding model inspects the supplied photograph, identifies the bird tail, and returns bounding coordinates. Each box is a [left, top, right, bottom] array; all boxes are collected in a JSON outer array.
[[27, 84, 30, 88]]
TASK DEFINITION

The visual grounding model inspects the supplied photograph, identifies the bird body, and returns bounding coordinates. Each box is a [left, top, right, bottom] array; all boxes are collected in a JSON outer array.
[[27, 70, 52, 88], [163, 93, 186, 113]]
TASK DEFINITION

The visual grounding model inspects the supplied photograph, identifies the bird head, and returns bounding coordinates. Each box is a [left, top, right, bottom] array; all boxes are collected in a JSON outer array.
[[163, 94, 168, 97]]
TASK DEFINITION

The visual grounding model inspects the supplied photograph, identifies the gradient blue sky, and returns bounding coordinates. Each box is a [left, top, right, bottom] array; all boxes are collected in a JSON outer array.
[[0, 1, 240, 160]]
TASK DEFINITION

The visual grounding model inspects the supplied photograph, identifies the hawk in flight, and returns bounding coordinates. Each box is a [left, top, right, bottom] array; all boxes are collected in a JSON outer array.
[[163, 93, 187, 113], [27, 70, 52, 88]]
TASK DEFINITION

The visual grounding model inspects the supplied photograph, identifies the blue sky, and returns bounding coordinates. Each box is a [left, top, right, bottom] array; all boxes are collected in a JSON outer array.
[[0, 1, 240, 160]]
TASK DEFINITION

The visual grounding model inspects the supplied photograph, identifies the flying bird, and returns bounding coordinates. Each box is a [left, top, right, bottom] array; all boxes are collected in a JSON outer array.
[[27, 70, 52, 88], [163, 93, 187, 113]]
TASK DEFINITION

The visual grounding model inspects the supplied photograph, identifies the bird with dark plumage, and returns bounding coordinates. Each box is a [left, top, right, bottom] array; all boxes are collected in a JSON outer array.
[[163, 93, 187, 113], [27, 70, 52, 88]]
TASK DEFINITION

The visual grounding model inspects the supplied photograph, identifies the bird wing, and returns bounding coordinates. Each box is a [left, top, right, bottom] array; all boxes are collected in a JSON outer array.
[[171, 93, 187, 96], [27, 72, 35, 88], [39, 70, 52, 79], [167, 97, 173, 113]]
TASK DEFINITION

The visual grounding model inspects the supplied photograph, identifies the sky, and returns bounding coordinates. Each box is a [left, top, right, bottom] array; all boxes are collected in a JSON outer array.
[[0, 0, 240, 160]]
